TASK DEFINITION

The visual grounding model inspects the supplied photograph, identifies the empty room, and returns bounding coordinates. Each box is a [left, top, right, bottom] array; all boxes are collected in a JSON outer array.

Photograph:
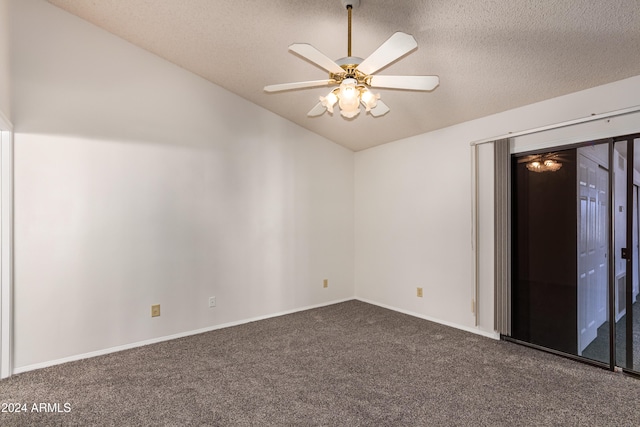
[[1, 0, 640, 425]]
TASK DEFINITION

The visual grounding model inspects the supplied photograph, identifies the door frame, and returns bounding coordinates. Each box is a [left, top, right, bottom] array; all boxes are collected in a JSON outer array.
[[0, 113, 13, 379], [619, 136, 639, 372]]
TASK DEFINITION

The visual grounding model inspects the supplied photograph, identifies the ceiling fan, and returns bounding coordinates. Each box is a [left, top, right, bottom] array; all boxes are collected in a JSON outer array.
[[264, 0, 439, 119]]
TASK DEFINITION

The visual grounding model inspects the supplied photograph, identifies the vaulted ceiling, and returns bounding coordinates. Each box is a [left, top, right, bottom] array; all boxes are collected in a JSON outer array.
[[46, 0, 640, 151]]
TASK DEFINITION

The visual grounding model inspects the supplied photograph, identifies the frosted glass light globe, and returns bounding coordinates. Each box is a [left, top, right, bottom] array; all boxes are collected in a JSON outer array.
[[320, 91, 338, 114], [338, 78, 360, 118], [360, 88, 380, 112]]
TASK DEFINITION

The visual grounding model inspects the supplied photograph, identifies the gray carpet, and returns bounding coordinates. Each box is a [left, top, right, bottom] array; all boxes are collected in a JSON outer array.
[[1, 300, 639, 426]]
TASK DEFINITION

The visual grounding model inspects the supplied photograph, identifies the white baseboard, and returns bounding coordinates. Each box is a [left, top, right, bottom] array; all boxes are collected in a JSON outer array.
[[355, 297, 500, 340], [14, 296, 499, 375], [13, 297, 354, 375]]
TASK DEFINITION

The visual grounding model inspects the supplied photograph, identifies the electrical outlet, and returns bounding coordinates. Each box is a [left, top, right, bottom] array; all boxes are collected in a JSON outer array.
[[417, 287, 423, 298], [151, 304, 160, 317], [209, 296, 216, 308], [323, 279, 328, 288]]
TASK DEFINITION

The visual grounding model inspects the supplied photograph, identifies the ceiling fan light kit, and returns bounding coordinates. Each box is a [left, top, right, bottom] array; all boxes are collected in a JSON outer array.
[[264, 0, 439, 119]]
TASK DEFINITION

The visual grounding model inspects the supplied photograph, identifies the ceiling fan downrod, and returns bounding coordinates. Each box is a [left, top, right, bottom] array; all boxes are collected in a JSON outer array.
[[342, 0, 360, 58]]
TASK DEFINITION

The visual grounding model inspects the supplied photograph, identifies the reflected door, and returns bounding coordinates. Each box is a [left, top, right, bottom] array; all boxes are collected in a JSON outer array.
[[577, 152, 608, 354]]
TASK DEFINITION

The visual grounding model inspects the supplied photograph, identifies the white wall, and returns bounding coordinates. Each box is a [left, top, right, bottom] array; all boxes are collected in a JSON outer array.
[[355, 74, 640, 336], [11, 0, 354, 370], [11, 0, 640, 373], [0, 0, 10, 124]]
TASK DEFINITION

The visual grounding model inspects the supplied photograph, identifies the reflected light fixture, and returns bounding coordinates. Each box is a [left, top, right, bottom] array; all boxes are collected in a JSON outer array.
[[526, 155, 563, 173]]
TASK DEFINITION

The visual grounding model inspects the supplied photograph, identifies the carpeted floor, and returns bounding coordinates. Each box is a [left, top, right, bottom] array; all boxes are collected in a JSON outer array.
[[1, 300, 639, 426]]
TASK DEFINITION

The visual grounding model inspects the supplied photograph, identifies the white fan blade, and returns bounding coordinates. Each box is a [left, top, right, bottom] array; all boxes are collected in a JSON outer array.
[[264, 79, 334, 92], [307, 102, 327, 117], [369, 75, 439, 91], [356, 32, 418, 75], [369, 100, 390, 117], [289, 44, 344, 74]]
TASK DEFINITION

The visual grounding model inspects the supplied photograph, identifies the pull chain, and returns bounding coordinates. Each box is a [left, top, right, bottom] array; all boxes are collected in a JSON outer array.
[[347, 5, 352, 57]]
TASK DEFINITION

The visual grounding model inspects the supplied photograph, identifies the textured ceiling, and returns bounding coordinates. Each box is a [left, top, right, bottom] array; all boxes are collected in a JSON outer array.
[[46, 0, 640, 151]]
